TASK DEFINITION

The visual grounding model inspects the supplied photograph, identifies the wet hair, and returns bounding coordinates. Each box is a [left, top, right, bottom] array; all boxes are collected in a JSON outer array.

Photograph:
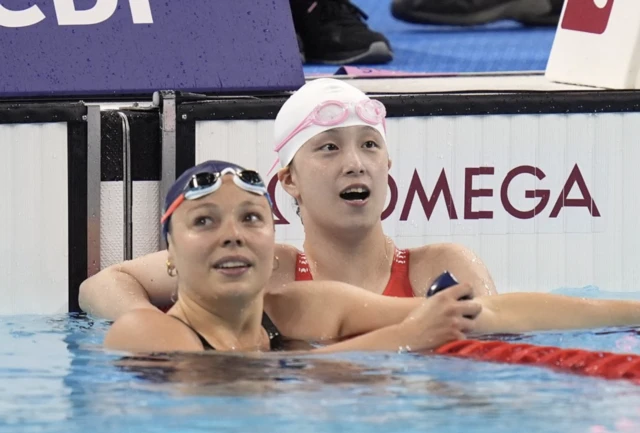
[[293, 198, 302, 222], [288, 160, 303, 224]]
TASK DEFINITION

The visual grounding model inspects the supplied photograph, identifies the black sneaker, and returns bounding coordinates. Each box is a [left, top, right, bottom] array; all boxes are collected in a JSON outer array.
[[390, 0, 553, 26], [517, 0, 563, 26], [291, 0, 393, 65]]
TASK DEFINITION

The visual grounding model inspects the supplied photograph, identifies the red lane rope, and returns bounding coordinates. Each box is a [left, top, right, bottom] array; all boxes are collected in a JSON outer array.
[[435, 339, 640, 384]]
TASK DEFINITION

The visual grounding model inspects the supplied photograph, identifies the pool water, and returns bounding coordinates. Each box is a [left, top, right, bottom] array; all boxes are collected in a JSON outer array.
[[3, 287, 640, 433]]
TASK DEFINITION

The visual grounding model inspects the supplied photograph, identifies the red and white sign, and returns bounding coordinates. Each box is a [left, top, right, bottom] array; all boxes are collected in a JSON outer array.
[[546, 0, 640, 89]]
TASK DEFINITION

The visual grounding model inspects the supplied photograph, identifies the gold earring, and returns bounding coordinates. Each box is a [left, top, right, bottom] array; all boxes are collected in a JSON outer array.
[[272, 256, 280, 271], [166, 260, 177, 277]]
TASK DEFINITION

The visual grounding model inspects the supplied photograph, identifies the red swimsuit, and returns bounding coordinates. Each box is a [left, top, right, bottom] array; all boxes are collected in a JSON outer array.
[[294, 248, 415, 297]]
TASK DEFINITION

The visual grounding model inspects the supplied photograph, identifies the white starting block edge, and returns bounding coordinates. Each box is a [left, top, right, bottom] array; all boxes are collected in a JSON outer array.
[[545, 0, 640, 90]]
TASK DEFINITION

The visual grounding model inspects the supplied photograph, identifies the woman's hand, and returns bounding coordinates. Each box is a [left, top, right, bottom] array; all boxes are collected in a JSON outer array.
[[398, 283, 482, 351]]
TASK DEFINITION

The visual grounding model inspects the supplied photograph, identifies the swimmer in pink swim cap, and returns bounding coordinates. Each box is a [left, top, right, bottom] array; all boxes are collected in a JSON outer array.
[[269, 78, 496, 299]]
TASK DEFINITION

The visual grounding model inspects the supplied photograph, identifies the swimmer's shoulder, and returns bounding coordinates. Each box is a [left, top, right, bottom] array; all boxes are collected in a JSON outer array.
[[274, 242, 301, 261], [407, 243, 497, 296], [407, 243, 464, 262], [104, 308, 203, 353], [265, 243, 301, 293]]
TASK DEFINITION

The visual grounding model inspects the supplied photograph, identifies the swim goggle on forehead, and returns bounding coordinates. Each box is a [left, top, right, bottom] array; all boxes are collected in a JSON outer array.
[[160, 167, 273, 224], [268, 99, 387, 174]]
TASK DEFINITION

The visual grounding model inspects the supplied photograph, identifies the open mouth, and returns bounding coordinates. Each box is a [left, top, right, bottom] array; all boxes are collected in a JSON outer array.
[[339, 186, 371, 201], [213, 258, 252, 270]]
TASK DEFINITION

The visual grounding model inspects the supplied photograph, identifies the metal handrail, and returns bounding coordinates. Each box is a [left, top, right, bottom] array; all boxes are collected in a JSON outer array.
[[117, 111, 133, 260]]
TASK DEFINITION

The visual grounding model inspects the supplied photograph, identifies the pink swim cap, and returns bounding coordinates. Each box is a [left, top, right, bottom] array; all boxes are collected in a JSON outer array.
[[271, 78, 387, 171]]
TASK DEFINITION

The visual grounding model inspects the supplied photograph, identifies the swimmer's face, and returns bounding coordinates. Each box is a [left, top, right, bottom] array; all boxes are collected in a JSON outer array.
[[279, 125, 390, 230], [167, 175, 275, 300]]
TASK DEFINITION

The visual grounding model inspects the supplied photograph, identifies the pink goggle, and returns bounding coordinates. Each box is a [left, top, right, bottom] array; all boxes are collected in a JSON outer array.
[[268, 99, 387, 175]]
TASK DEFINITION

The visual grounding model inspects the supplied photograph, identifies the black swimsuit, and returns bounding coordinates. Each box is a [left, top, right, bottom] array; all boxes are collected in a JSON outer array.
[[171, 312, 284, 351]]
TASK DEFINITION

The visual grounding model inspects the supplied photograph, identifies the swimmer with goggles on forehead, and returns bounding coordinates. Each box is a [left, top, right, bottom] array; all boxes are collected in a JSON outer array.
[[161, 166, 274, 228]]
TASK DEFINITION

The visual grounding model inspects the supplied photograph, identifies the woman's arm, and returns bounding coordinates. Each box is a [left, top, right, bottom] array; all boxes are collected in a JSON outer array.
[[310, 292, 640, 353], [265, 280, 480, 352], [264, 280, 419, 340], [475, 293, 640, 334], [309, 297, 476, 354], [267, 280, 640, 344], [79, 251, 177, 320], [81, 244, 297, 321]]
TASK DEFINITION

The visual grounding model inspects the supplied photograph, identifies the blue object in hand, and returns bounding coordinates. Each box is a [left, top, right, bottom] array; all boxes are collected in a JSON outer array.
[[426, 271, 472, 301]]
